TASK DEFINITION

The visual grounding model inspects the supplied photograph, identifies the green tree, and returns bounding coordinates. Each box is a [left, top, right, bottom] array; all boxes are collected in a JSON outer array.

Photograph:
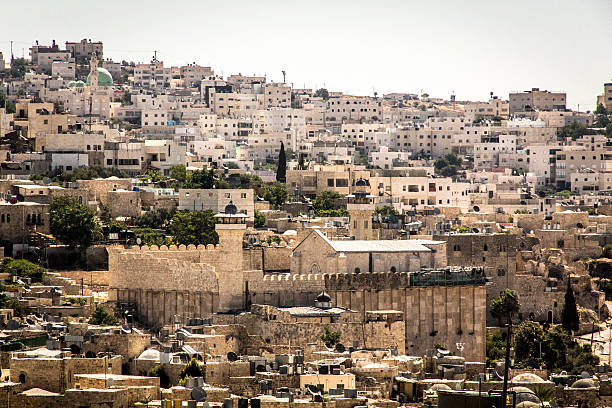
[[1, 258, 46, 282], [121, 91, 133, 106], [185, 168, 215, 189], [513, 321, 544, 364], [276, 142, 287, 183], [314, 88, 329, 100], [89, 305, 119, 326], [490, 289, 521, 324], [134, 208, 175, 229], [374, 205, 399, 217], [263, 183, 289, 209], [6, 299, 24, 318], [168, 211, 218, 246], [557, 122, 598, 140], [313, 191, 342, 214], [254, 211, 266, 228], [180, 358, 203, 379], [9, 58, 26, 79], [169, 165, 187, 184], [434, 154, 461, 177], [140, 170, 165, 184], [50, 197, 100, 248], [321, 327, 341, 346], [148, 364, 170, 388], [561, 279, 580, 333], [486, 331, 505, 367]]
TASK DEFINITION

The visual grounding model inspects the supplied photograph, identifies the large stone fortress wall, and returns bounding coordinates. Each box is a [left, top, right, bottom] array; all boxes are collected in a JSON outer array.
[[109, 243, 486, 361], [250, 272, 486, 361]]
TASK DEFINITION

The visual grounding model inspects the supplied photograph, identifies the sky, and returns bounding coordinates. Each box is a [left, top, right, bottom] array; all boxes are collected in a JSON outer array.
[[1, 0, 611, 111]]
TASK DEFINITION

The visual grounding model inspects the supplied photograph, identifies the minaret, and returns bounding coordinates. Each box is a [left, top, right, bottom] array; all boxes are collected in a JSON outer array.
[[347, 177, 376, 240], [214, 201, 248, 312], [89, 53, 99, 88]]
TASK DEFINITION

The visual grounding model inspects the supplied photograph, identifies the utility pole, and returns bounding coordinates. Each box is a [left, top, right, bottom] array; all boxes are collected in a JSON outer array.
[[10, 40, 13, 61], [501, 319, 512, 408], [282, 70, 286, 84]]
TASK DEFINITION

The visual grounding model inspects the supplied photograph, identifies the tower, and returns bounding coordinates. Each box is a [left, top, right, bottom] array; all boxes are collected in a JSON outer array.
[[347, 178, 376, 240], [88, 53, 99, 88], [214, 201, 248, 312]]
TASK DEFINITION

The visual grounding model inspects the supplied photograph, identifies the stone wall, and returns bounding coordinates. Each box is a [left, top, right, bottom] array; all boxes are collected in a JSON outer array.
[[434, 233, 517, 323], [9, 354, 122, 393]]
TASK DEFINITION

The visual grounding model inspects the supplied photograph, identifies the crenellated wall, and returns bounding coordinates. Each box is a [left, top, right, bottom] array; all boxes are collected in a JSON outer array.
[[108, 244, 486, 361]]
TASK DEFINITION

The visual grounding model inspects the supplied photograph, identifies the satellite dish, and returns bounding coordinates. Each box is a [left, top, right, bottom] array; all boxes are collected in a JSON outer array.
[[306, 384, 320, 395], [473, 205, 480, 212], [325, 342, 333, 350], [335, 343, 346, 353], [472, 228, 480, 233], [8, 197, 17, 205], [191, 387, 207, 402], [433, 208, 441, 215], [42, 177, 51, 185], [227, 352, 238, 362], [136, 237, 142, 245]]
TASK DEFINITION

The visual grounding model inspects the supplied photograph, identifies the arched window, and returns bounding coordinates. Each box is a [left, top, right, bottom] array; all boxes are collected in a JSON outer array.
[[26, 214, 30, 224], [497, 267, 506, 277], [1, 214, 4, 223], [390, 266, 397, 273], [483, 244, 488, 251], [18, 373, 26, 383], [354, 267, 360, 274], [453, 244, 461, 252], [6, 214, 10, 223]]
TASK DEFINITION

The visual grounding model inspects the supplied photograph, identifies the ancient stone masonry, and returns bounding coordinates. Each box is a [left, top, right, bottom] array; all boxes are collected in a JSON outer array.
[[108, 225, 487, 361]]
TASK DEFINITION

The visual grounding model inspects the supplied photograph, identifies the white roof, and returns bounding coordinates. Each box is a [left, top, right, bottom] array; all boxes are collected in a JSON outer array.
[[315, 230, 441, 253]]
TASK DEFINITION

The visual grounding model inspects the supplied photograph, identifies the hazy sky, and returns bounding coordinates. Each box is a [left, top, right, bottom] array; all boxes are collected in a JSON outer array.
[[1, 0, 611, 110]]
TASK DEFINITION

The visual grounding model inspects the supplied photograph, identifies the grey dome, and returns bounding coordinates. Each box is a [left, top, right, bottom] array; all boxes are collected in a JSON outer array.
[[570, 378, 596, 389], [224, 201, 238, 214], [355, 178, 368, 187]]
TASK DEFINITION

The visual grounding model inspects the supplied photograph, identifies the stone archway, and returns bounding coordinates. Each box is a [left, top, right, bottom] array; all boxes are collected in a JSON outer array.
[[310, 263, 321, 274]]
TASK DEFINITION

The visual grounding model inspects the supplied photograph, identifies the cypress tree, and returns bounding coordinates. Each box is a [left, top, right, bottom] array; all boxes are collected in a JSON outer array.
[[561, 279, 579, 332], [276, 141, 287, 183]]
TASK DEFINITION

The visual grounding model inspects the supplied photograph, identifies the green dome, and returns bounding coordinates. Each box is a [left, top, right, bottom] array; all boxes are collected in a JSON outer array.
[[68, 80, 86, 88], [86, 67, 113, 87]]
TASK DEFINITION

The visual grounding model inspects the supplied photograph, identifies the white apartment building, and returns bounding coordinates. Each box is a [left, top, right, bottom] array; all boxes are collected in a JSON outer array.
[[368, 175, 471, 211], [247, 132, 294, 162], [341, 123, 386, 148], [262, 83, 291, 108], [51, 61, 76, 79], [509, 88, 566, 113], [555, 145, 612, 188], [464, 98, 509, 120], [256, 108, 306, 139], [327, 96, 382, 123], [144, 140, 187, 175], [190, 138, 236, 165], [37, 51, 72, 73], [141, 109, 170, 127], [180, 64, 214, 88], [210, 92, 262, 116], [178, 189, 254, 220], [133, 61, 172, 89], [473, 134, 517, 169], [569, 171, 612, 194], [369, 146, 411, 169]]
